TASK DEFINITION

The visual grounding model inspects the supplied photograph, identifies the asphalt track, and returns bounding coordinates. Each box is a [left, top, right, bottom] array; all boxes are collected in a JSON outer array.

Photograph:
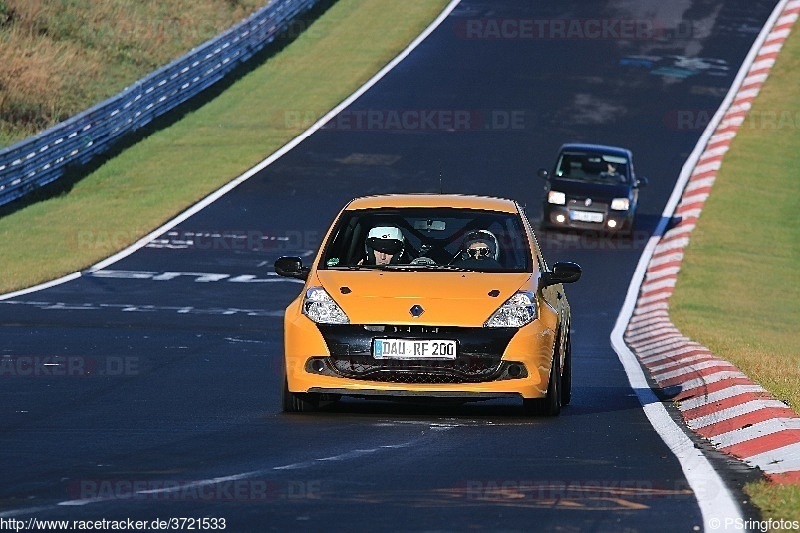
[[0, 0, 782, 531]]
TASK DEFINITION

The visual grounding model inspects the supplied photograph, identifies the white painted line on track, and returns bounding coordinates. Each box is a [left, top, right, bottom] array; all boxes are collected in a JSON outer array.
[[0, 272, 81, 302], [56, 441, 419, 506]]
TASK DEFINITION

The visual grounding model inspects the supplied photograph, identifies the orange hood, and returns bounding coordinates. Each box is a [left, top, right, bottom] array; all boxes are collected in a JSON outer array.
[[313, 270, 532, 327]]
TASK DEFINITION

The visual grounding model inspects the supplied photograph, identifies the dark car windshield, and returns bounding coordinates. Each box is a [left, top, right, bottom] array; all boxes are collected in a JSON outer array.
[[555, 151, 631, 184], [320, 207, 532, 272]]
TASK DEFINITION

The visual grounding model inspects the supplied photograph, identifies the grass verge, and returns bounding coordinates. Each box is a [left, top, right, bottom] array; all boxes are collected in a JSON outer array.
[[0, 0, 451, 294], [670, 20, 800, 524], [0, 0, 264, 146]]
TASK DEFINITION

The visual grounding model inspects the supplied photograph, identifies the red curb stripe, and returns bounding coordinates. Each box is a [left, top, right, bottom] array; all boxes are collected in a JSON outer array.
[[634, 338, 701, 355], [628, 332, 685, 352], [693, 408, 799, 439], [656, 363, 739, 388], [767, 471, 800, 484], [675, 377, 764, 402], [647, 355, 716, 374], [642, 348, 713, 367], [681, 392, 774, 420], [722, 430, 800, 458]]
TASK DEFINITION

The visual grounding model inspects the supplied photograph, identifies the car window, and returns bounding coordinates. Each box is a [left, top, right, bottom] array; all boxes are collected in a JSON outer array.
[[320, 207, 532, 272], [555, 151, 631, 184]]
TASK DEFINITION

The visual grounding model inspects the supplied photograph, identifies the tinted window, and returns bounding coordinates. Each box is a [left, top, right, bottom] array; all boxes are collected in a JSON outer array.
[[320, 208, 532, 272], [555, 151, 631, 184]]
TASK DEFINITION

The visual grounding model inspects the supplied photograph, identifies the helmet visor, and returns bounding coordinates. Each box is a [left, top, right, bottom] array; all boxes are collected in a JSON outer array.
[[367, 237, 404, 255]]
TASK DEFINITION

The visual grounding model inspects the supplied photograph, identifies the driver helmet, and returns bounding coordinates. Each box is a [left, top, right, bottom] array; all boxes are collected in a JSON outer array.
[[462, 229, 499, 261], [365, 226, 405, 257]]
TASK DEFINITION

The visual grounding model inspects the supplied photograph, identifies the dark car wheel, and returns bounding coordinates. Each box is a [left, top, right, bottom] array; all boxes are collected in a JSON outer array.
[[561, 331, 572, 406], [282, 376, 320, 413], [523, 348, 561, 417]]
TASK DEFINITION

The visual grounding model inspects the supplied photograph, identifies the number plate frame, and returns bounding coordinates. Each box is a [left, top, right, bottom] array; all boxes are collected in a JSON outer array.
[[373, 339, 457, 360], [569, 210, 604, 223]]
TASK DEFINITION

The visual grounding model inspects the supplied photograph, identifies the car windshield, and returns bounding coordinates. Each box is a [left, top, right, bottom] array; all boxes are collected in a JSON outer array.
[[555, 151, 631, 184], [320, 207, 532, 272]]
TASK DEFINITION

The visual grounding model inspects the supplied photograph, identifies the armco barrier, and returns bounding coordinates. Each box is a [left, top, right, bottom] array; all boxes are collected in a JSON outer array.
[[0, 0, 318, 208]]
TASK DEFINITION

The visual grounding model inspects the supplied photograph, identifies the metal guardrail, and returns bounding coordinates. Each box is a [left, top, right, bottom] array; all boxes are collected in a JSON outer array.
[[0, 0, 318, 207]]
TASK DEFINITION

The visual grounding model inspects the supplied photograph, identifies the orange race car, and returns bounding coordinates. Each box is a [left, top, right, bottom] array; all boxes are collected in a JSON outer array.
[[274, 194, 581, 416]]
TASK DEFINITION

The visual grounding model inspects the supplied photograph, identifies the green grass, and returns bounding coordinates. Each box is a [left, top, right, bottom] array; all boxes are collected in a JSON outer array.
[[0, 0, 265, 146], [670, 20, 800, 523], [0, 0, 451, 294]]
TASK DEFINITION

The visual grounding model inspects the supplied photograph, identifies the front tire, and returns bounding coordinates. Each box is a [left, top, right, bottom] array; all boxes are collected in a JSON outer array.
[[523, 349, 561, 417], [282, 376, 320, 413], [561, 332, 572, 406]]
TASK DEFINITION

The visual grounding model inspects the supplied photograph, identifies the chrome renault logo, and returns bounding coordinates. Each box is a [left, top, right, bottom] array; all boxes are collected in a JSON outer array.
[[584, 198, 593, 207], [409, 305, 424, 317]]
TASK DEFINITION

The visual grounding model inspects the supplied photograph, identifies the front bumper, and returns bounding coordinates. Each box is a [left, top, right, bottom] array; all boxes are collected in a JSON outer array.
[[283, 310, 557, 400], [543, 203, 632, 231]]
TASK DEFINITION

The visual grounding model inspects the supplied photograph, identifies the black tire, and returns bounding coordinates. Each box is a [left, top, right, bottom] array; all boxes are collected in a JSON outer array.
[[523, 348, 561, 417], [281, 376, 320, 413], [561, 332, 572, 406]]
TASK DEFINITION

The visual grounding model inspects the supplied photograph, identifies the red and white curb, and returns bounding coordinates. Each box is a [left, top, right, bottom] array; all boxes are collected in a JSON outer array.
[[624, 0, 800, 485]]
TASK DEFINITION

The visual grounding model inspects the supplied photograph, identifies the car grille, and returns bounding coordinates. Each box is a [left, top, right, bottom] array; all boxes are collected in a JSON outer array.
[[327, 356, 503, 384], [567, 198, 609, 211], [313, 324, 522, 384]]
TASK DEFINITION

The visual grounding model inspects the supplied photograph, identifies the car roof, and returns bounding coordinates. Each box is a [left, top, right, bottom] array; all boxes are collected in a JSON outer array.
[[344, 193, 521, 213], [559, 143, 632, 159]]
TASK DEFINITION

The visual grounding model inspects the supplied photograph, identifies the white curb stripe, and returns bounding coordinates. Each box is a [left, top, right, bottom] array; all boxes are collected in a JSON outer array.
[[714, 419, 800, 449], [679, 385, 766, 411], [746, 443, 800, 474], [686, 400, 790, 430], [653, 361, 737, 382], [679, 371, 753, 393], [650, 354, 717, 374]]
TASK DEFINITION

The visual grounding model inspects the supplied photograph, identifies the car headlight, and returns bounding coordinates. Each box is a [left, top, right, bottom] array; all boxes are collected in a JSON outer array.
[[547, 191, 566, 205], [485, 291, 537, 328], [302, 287, 349, 324], [611, 197, 630, 211]]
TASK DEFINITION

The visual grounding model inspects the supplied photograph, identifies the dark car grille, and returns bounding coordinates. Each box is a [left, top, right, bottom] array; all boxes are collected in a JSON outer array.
[[567, 198, 609, 214], [328, 357, 503, 384], [311, 325, 524, 384]]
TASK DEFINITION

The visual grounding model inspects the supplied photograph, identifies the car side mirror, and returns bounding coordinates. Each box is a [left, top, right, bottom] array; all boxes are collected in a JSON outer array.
[[537, 168, 550, 180], [274, 256, 309, 280], [636, 176, 649, 188], [541, 261, 582, 287]]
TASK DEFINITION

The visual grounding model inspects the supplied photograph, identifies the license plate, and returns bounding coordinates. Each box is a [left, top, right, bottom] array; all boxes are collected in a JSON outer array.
[[570, 210, 604, 223], [373, 339, 457, 360]]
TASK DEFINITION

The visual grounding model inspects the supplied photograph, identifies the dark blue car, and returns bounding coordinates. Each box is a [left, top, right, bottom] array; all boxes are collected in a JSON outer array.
[[538, 143, 648, 233]]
